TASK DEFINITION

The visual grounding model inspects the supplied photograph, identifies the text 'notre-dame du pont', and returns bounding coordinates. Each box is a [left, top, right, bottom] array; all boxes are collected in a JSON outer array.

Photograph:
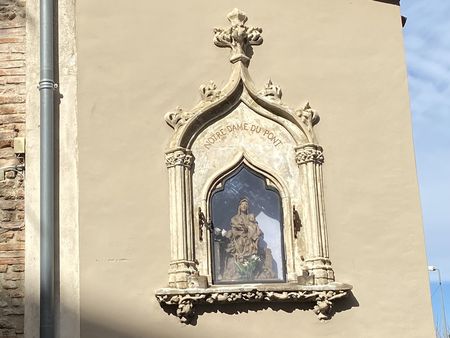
[[203, 122, 283, 149]]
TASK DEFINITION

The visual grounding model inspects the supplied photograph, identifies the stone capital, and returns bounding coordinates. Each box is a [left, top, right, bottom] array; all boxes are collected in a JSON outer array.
[[165, 148, 194, 168], [295, 144, 324, 165]]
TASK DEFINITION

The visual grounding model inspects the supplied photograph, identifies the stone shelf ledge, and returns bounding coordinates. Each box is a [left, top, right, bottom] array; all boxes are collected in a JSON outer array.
[[155, 282, 353, 323]]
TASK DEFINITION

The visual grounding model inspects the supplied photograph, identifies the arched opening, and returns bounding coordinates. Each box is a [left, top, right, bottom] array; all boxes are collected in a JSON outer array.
[[209, 164, 286, 284]]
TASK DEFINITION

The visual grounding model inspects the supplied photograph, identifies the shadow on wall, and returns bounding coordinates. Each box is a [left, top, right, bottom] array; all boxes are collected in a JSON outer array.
[[80, 314, 180, 338], [372, 0, 400, 5], [159, 291, 359, 326], [27, 300, 180, 338], [25, 292, 358, 338]]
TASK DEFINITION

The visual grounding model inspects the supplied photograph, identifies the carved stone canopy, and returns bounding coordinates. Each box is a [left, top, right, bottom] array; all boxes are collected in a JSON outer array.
[[157, 8, 352, 324]]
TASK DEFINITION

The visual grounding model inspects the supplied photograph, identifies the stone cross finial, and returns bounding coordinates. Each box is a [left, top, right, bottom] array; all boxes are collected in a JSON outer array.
[[213, 8, 263, 65]]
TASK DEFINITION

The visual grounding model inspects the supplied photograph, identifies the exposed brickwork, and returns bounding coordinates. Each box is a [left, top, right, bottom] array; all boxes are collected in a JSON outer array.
[[0, 1, 26, 336]]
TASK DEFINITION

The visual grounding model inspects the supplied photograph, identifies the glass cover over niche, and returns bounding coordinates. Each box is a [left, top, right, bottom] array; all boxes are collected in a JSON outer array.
[[210, 165, 286, 284]]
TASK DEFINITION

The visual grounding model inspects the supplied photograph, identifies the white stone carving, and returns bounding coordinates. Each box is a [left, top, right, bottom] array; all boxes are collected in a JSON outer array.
[[295, 144, 324, 165], [164, 106, 194, 130], [213, 8, 263, 64], [157, 8, 352, 323], [296, 102, 320, 127], [156, 283, 351, 323], [199, 81, 221, 102], [313, 290, 348, 320], [165, 150, 194, 168], [259, 79, 282, 102], [165, 148, 197, 288]]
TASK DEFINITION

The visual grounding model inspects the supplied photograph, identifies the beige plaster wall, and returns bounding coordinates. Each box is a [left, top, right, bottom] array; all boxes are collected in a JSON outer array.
[[76, 0, 434, 337]]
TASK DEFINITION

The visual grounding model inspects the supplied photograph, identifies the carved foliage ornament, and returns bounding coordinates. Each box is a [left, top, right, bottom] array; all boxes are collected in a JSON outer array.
[[297, 102, 320, 127], [199, 80, 221, 101], [213, 8, 263, 64], [164, 107, 192, 130], [295, 145, 325, 165], [259, 79, 282, 102], [164, 80, 221, 130], [157, 288, 348, 324], [165, 150, 194, 168]]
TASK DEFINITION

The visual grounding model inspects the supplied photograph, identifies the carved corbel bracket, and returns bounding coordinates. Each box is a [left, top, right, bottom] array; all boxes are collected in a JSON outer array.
[[158, 293, 207, 324], [313, 290, 348, 320]]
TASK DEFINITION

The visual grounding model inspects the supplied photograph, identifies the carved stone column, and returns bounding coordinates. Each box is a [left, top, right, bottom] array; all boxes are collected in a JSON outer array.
[[295, 144, 334, 284], [165, 148, 197, 288]]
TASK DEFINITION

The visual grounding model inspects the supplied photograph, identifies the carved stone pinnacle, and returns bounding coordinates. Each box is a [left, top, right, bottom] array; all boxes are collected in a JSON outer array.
[[259, 79, 282, 102], [164, 106, 193, 130], [199, 80, 221, 101], [213, 8, 263, 65], [296, 102, 320, 127]]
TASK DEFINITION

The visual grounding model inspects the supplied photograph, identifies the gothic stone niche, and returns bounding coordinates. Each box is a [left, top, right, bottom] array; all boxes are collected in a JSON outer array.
[[155, 8, 352, 324]]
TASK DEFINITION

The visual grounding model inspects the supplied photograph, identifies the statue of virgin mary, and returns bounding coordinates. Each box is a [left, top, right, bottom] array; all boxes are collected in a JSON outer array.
[[221, 198, 276, 281]]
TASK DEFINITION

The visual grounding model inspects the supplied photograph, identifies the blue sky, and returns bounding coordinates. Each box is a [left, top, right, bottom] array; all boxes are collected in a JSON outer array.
[[401, 1, 450, 283]]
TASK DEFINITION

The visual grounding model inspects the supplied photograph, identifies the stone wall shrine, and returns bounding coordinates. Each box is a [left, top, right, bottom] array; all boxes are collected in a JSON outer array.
[[155, 9, 352, 324]]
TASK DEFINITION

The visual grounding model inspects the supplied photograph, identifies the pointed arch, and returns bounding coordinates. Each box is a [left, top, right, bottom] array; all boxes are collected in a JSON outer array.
[[168, 63, 316, 149], [208, 164, 287, 284], [202, 152, 290, 203]]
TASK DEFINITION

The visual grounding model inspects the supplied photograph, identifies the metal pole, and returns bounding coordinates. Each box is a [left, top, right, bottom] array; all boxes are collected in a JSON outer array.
[[437, 269, 449, 338], [39, 0, 56, 336]]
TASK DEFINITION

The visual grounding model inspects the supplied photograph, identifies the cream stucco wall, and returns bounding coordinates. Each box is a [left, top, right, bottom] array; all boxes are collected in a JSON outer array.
[[72, 0, 434, 337]]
